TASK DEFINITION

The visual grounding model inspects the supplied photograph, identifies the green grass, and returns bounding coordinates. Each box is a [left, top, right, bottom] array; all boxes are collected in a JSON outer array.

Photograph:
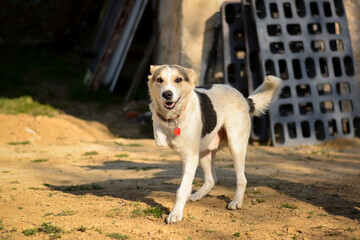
[[106, 208, 123, 218], [39, 222, 63, 238], [345, 227, 356, 232], [81, 151, 99, 156], [55, 210, 77, 216], [233, 232, 240, 237], [43, 213, 54, 217], [305, 156, 320, 161], [115, 142, 143, 147], [127, 143, 143, 147], [106, 233, 130, 239], [130, 207, 143, 218], [0, 218, 3, 230], [32, 159, 49, 163], [256, 198, 266, 203], [8, 141, 30, 145], [76, 225, 87, 232], [311, 225, 323, 229], [307, 211, 315, 219], [0, 96, 57, 116], [115, 153, 129, 158], [22, 222, 63, 238], [64, 183, 103, 191], [281, 203, 298, 209], [22, 228, 38, 236], [267, 152, 282, 156], [143, 205, 166, 218]]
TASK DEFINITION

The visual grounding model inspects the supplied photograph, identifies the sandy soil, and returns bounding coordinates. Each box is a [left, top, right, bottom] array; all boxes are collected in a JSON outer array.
[[0, 113, 359, 240]]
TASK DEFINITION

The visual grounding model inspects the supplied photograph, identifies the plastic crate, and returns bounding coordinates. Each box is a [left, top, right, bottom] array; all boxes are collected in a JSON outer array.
[[251, 0, 360, 146]]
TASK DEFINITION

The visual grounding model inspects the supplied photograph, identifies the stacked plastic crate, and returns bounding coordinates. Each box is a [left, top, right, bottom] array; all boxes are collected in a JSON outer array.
[[222, 0, 360, 146]]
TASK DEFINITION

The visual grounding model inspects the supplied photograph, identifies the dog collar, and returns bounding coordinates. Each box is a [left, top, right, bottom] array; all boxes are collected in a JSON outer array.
[[156, 104, 187, 136], [156, 104, 187, 122]]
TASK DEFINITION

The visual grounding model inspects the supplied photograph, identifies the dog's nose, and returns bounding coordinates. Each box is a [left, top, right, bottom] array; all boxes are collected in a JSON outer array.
[[162, 90, 173, 100]]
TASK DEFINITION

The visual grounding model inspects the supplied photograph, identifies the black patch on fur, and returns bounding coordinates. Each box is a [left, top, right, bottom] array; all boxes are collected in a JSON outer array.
[[196, 84, 214, 90], [195, 91, 217, 138], [247, 98, 255, 114], [170, 65, 190, 82], [151, 66, 167, 81]]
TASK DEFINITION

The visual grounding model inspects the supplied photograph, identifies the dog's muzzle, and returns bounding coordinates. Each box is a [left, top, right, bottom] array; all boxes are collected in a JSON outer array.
[[164, 97, 181, 110], [162, 90, 180, 110], [162, 90, 173, 100]]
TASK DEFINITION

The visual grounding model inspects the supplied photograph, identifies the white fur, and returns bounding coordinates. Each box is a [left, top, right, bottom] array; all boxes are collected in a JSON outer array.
[[148, 65, 281, 224], [248, 75, 282, 117]]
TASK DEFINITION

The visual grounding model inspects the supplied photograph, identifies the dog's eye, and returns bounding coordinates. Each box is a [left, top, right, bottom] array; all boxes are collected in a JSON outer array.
[[175, 78, 183, 83], [156, 78, 163, 83]]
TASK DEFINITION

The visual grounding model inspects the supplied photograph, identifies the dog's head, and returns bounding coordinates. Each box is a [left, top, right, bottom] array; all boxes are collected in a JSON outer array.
[[147, 65, 198, 112]]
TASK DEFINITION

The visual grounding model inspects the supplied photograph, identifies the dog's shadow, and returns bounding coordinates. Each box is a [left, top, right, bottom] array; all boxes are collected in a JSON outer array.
[[45, 158, 360, 221]]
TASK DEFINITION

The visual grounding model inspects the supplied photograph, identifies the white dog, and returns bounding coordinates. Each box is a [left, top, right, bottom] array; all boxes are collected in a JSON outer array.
[[147, 64, 281, 224]]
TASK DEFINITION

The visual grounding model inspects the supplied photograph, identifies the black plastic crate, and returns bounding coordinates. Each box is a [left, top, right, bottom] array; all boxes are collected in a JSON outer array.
[[221, 1, 270, 141], [221, 2, 247, 94]]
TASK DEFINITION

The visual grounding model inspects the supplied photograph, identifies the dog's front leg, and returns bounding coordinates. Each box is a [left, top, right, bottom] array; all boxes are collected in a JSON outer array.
[[166, 154, 198, 224], [153, 125, 168, 147]]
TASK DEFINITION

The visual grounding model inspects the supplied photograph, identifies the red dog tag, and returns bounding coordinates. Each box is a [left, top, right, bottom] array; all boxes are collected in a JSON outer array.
[[173, 128, 181, 136]]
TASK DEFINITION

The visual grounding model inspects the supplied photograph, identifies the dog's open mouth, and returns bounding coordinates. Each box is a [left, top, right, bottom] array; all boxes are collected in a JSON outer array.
[[164, 98, 180, 110]]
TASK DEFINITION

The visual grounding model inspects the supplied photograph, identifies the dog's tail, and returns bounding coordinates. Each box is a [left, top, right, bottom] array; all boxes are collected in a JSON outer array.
[[247, 75, 282, 117]]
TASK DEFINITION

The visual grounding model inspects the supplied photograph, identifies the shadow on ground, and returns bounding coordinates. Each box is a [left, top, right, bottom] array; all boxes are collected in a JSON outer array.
[[45, 158, 360, 221]]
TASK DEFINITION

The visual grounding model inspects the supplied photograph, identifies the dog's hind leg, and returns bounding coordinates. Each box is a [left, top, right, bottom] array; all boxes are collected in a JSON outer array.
[[225, 115, 251, 210], [189, 151, 217, 201]]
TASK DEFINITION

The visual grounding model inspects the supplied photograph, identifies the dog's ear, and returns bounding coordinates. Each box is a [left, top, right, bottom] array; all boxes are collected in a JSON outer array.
[[150, 65, 162, 75], [186, 68, 198, 84], [147, 74, 152, 81], [148, 65, 161, 82]]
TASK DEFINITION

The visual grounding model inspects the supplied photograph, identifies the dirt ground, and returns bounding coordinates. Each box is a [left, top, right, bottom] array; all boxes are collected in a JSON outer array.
[[0, 113, 359, 240]]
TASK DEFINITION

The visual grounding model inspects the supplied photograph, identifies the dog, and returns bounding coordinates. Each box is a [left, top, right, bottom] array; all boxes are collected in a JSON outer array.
[[147, 64, 281, 224]]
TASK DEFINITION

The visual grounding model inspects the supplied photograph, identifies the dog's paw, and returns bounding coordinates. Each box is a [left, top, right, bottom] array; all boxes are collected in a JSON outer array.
[[189, 192, 202, 202], [165, 211, 183, 224], [155, 140, 168, 147], [155, 137, 168, 147], [228, 200, 243, 210], [154, 128, 168, 147]]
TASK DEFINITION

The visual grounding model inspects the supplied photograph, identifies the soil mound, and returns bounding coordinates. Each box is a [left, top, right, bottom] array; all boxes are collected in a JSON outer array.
[[0, 113, 112, 144]]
